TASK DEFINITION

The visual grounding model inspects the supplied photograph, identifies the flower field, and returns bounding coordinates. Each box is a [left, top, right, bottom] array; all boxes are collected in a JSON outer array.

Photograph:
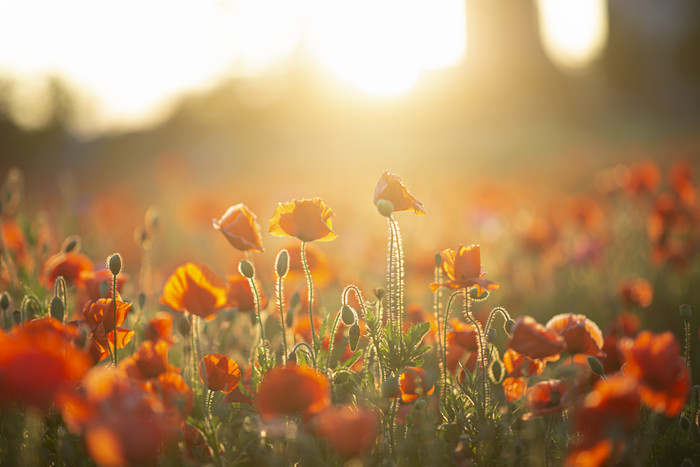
[[0, 158, 699, 467]]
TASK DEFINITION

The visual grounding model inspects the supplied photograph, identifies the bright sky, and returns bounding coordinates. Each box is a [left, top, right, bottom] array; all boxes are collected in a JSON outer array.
[[0, 0, 606, 134]]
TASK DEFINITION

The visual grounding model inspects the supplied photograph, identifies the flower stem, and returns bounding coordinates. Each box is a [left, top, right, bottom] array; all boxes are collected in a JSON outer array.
[[300, 241, 318, 357], [247, 275, 265, 347], [462, 287, 488, 420], [112, 274, 118, 366], [277, 273, 288, 364]]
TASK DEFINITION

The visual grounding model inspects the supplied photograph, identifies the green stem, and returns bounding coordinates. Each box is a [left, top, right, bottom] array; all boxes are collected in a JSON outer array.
[[247, 276, 265, 346], [442, 291, 464, 403], [191, 313, 201, 391], [684, 318, 691, 370], [277, 273, 288, 365], [484, 306, 512, 338], [462, 287, 487, 420], [203, 389, 223, 466], [300, 241, 318, 356], [112, 274, 118, 366], [290, 342, 316, 368], [326, 308, 342, 369]]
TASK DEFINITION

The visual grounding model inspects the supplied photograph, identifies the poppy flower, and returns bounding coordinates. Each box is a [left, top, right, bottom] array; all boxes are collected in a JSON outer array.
[[144, 312, 176, 344], [430, 244, 499, 294], [373, 171, 425, 216], [226, 275, 268, 312], [447, 318, 479, 350], [503, 348, 545, 379], [0, 218, 28, 264], [78, 298, 134, 362], [0, 318, 91, 410], [161, 263, 228, 320], [506, 316, 565, 360], [120, 340, 174, 380], [624, 159, 660, 197], [42, 251, 94, 288], [618, 278, 653, 308], [149, 371, 193, 423], [79, 268, 128, 301], [545, 313, 605, 358], [268, 198, 337, 242], [256, 364, 331, 419], [524, 379, 575, 418], [198, 353, 241, 394], [212, 203, 264, 252], [502, 377, 528, 403], [618, 331, 689, 416], [668, 160, 695, 207], [398, 366, 435, 403], [312, 405, 379, 458]]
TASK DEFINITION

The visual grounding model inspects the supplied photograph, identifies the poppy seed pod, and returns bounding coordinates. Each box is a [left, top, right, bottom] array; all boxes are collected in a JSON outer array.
[[50, 296, 64, 322], [349, 323, 361, 351], [239, 260, 255, 279], [276, 249, 289, 278], [0, 292, 9, 311], [108, 253, 122, 276], [341, 305, 356, 326], [680, 304, 692, 320], [376, 199, 394, 218]]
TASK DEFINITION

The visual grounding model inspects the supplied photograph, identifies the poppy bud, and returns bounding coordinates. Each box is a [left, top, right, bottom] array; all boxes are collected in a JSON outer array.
[[0, 292, 9, 311], [108, 253, 122, 276], [381, 375, 399, 398], [12, 310, 21, 324], [680, 304, 692, 320], [287, 351, 297, 364], [587, 355, 605, 376], [289, 291, 300, 310], [376, 199, 394, 218], [99, 281, 110, 298], [138, 292, 146, 310], [286, 308, 294, 328], [177, 315, 191, 336], [275, 249, 289, 278], [374, 288, 386, 300], [413, 399, 427, 411], [341, 305, 356, 326], [505, 319, 516, 335], [62, 235, 80, 253], [349, 323, 361, 351], [50, 296, 64, 322], [434, 252, 442, 268], [239, 260, 255, 279]]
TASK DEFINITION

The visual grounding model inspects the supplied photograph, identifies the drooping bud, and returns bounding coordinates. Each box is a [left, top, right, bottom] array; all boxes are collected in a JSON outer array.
[[108, 253, 122, 276], [287, 351, 297, 365], [349, 323, 361, 351], [374, 288, 386, 300], [0, 292, 9, 311], [587, 355, 605, 377], [62, 235, 80, 253], [275, 249, 289, 278], [376, 199, 394, 218], [239, 260, 255, 279], [504, 319, 516, 335], [50, 296, 64, 322], [680, 304, 692, 320], [341, 305, 356, 326]]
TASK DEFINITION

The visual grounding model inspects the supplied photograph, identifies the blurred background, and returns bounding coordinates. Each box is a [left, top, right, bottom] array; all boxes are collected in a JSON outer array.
[[1, 0, 700, 344]]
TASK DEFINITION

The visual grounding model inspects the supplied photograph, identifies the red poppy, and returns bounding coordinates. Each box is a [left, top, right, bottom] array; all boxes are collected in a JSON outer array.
[[399, 366, 435, 403], [226, 275, 268, 312], [502, 377, 528, 403], [503, 348, 545, 379], [506, 316, 565, 360], [78, 298, 134, 362], [618, 278, 653, 308], [161, 263, 228, 320], [256, 364, 331, 419], [524, 379, 575, 418], [268, 198, 337, 242], [430, 244, 499, 294], [42, 251, 93, 288], [373, 171, 425, 215], [624, 159, 660, 197], [120, 340, 174, 380], [668, 160, 695, 207], [149, 371, 193, 422], [312, 405, 379, 458], [618, 331, 689, 416], [0, 318, 91, 410], [198, 353, 241, 394], [447, 318, 479, 350], [212, 203, 264, 252], [144, 312, 176, 344], [545, 313, 605, 357]]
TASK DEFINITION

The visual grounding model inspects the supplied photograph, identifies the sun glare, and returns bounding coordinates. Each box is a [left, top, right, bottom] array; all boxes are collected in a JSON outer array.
[[536, 0, 608, 70]]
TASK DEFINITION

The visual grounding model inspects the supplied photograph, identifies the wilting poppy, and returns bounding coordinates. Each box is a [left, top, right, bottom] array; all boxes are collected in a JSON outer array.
[[256, 364, 330, 419], [161, 263, 228, 320], [618, 331, 689, 416], [507, 316, 565, 360], [430, 244, 499, 295], [618, 278, 653, 308], [545, 313, 605, 358], [268, 198, 337, 242], [399, 366, 435, 403], [568, 374, 641, 467], [199, 354, 241, 394], [42, 251, 94, 288], [212, 203, 264, 252], [373, 171, 425, 216], [524, 379, 574, 418], [0, 318, 91, 410], [226, 275, 268, 312], [312, 405, 379, 458]]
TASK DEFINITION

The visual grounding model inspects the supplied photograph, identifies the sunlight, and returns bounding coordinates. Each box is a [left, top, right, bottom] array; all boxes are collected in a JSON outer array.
[[536, 0, 608, 70]]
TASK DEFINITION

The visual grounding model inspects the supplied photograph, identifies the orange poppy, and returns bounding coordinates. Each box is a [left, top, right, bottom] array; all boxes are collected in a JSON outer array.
[[373, 171, 425, 216], [430, 244, 499, 294], [447, 318, 479, 350], [398, 366, 435, 403], [144, 312, 176, 344], [161, 263, 228, 320], [256, 364, 331, 419], [668, 160, 695, 207], [0, 318, 91, 410], [502, 348, 545, 379], [149, 371, 193, 423], [198, 353, 241, 394], [78, 298, 134, 362], [226, 275, 268, 312], [120, 340, 174, 380], [618, 331, 689, 416], [545, 313, 605, 358], [212, 203, 264, 252], [0, 218, 28, 263], [312, 405, 379, 458], [268, 198, 337, 242], [506, 316, 565, 360], [42, 251, 94, 288], [502, 377, 528, 403], [79, 268, 128, 301], [624, 159, 660, 197], [524, 379, 574, 418], [618, 278, 653, 308]]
